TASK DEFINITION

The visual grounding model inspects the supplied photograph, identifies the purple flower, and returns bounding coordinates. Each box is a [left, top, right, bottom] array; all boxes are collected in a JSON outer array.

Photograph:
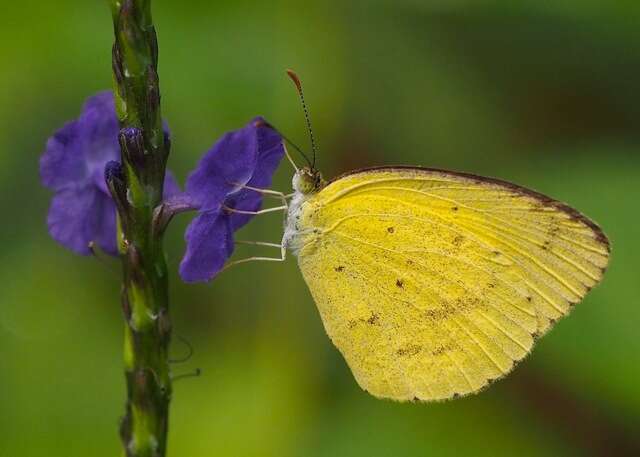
[[40, 91, 180, 255], [178, 117, 284, 283]]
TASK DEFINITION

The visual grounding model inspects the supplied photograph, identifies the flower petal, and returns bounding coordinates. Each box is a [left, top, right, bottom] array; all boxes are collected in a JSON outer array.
[[40, 120, 89, 191], [93, 191, 118, 255], [163, 170, 182, 199], [185, 119, 264, 211], [179, 210, 234, 282], [79, 92, 121, 185], [247, 117, 286, 188], [226, 118, 285, 231], [47, 186, 116, 255]]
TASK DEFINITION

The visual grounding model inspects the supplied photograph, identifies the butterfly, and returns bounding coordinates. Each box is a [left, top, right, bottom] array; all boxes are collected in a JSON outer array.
[[267, 71, 610, 401], [282, 165, 609, 401]]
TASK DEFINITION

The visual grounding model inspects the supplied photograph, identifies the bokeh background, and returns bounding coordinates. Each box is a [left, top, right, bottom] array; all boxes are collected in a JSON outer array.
[[1, 1, 639, 456]]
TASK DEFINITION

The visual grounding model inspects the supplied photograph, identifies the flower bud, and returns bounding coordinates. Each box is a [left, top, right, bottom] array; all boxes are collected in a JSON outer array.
[[105, 159, 124, 183], [105, 160, 128, 218], [119, 127, 146, 168]]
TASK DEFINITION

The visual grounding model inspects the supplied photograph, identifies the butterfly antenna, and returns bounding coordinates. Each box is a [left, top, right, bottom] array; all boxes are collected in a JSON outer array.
[[257, 119, 311, 170], [278, 130, 312, 169], [286, 69, 317, 169]]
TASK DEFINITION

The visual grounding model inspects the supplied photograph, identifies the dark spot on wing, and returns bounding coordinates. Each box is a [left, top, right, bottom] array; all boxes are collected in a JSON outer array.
[[406, 259, 414, 266], [452, 206, 459, 211], [461, 296, 480, 307], [396, 279, 404, 288], [387, 227, 395, 233], [425, 303, 455, 320], [366, 312, 380, 325], [432, 342, 455, 356], [348, 319, 357, 329], [526, 296, 532, 302], [452, 235, 465, 247], [396, 344, 422, 357], [425, 297, 479, 321], [334, 266, 345, 272], [487, 283, 496, 289]]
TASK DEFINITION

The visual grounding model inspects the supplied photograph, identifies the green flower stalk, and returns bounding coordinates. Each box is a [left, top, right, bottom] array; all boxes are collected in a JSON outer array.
[[109, 1, 172, 455]]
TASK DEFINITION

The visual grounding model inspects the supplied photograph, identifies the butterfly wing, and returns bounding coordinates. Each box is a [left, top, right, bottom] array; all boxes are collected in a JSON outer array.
[[295, 167, 609, 401]]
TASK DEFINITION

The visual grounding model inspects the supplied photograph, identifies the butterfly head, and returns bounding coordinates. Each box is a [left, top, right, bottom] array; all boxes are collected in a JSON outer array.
[[293, 167, 324, 195]]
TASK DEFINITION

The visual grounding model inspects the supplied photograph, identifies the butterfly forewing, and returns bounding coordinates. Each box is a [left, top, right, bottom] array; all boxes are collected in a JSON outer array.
[[295, 168, 609, 401]]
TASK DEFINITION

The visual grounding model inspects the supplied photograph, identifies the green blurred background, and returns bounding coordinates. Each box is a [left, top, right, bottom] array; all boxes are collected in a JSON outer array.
[[1, 1, 639, 456]]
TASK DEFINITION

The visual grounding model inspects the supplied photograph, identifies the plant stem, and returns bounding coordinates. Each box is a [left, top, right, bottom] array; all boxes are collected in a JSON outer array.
[[108, 1, 172, 456]]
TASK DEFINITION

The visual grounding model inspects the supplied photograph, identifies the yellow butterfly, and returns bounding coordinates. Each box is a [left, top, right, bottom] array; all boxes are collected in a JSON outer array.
[[256, 71, 609, 402], [282, 165, 609, 401]]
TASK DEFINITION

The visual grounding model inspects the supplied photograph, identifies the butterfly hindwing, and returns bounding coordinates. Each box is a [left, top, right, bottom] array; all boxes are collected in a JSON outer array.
[[295, 167, 609, 401]]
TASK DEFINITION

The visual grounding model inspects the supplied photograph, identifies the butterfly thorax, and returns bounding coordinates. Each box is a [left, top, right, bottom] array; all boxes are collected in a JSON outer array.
[[292, 167, 325, 194], [282, 168, 325, 256]]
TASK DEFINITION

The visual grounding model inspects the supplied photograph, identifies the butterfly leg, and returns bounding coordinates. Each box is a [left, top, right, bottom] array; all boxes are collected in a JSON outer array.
[[240, 185, 291, 206], [222, 205, 287, 215], [221, 242, 286, 272], [220, 186, 290, 272], [232, 185, 291, 223], [236, 241, 282, 248]]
